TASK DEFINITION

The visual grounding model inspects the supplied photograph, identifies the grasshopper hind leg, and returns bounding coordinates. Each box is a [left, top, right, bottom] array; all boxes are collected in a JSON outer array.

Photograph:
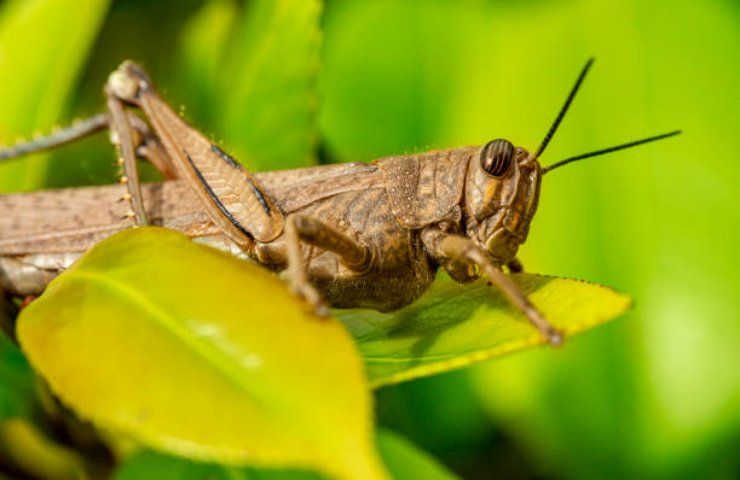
[[0, 114, 109, 161], [0, 104, 177, 226], [0, 112, 175, 178]]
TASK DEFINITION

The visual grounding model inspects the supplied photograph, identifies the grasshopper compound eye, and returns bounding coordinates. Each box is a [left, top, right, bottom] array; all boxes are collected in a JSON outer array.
[[480, 139, 514, 177]]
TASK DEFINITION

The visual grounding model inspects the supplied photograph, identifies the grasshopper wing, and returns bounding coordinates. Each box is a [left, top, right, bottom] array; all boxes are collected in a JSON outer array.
[[376, 148, 474, 228], [257, 162, 382, 214]]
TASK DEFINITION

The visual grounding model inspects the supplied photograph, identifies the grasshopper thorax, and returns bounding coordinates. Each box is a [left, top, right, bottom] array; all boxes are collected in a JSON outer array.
[[463, 139, 541, 265]]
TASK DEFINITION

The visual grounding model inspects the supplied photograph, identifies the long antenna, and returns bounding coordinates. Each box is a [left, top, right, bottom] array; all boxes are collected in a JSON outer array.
[[535, 58, 594, 159], [542, 130, 682, 174]]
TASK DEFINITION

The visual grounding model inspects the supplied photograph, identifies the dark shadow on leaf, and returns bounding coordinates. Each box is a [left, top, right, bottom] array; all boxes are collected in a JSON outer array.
[[338, 275, 555, 367]]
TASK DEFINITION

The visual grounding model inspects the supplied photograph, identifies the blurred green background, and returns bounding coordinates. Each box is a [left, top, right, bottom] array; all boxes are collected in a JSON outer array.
[[0, 0, 737, 479]]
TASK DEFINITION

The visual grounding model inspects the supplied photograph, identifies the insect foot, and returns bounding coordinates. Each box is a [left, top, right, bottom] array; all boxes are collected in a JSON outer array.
[[290, 281, 331, 319], [542, 324, 564, 347], [518, 299, 564, 347]]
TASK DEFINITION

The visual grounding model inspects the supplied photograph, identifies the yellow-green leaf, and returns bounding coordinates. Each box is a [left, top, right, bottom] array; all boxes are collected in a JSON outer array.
[[0, 420, 88, 480], [375, 429, 458, 480], [338, 276, 631, 388], [0, 0, 110, 191], [112, 429, 458, 480], [17, 228, 387, 480]]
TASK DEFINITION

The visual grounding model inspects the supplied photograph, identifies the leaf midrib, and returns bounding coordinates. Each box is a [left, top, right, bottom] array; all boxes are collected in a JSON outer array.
[[64, 269, 283, 413]]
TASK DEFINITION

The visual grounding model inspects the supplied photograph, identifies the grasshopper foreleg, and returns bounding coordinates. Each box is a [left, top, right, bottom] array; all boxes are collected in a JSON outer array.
[[285, 214, 370, 317], [422, 229, 563, 346]]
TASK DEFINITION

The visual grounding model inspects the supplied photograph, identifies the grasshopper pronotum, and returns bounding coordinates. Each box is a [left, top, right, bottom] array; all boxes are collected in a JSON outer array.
[[0, 59, 679, 345]]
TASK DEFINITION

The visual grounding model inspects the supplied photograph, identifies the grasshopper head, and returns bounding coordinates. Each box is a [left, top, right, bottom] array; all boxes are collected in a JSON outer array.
[[464, 139, 541, 264], [460, 59, 680, 267]]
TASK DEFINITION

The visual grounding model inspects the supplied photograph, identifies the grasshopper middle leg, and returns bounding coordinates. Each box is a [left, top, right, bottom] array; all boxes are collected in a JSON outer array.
[[284, 214, 370, 317]]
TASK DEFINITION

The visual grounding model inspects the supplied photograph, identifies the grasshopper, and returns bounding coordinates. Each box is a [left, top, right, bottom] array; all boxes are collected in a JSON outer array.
[[0, 59, 679, 345]]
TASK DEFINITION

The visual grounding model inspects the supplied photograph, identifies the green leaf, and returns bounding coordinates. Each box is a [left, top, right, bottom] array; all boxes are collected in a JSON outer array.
[[17, 228, 387, 480], [338, 275, 631, 388], [375, 429, 458, 480], [113, 429, 457, 480], [178, 0, 322, 170], [113, 449, 323, 480], [0, 333, 35, 421], [219, 0, 322, 170], [0, 0, 110, 191], [0, 294, 16, 341], [0, 419, 88, 480], [175, 0, 239, 129]]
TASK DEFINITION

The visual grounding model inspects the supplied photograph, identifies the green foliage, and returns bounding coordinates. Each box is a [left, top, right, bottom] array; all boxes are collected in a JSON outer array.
[[374, 430, 458, 480], [320, 1, 739, 479], [0, 334, 35, 421], [18, 228, 386, 480], [113, 430, 457, 480], [340, 276, 630, 387], [0, 420, 88, 480], [0, 0, 736, 479], [177, 0, 322, 170], [114, 450, 322, 480], [17, 228, 626, 477], [0, 0, 110, 191]]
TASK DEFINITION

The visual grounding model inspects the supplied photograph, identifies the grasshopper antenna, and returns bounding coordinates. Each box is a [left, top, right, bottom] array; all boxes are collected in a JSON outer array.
[[542, 130, 682, 174], [534, 58, 594, 159]]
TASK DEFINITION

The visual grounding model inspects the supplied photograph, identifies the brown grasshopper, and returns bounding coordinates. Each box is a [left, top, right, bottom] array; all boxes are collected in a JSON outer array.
[[0, 59, 679, 345]]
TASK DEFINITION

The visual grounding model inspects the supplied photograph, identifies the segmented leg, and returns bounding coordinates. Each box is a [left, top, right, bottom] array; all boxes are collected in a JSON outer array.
[[0, 111, 176, 179], [0, 108, 178, 226], [0, 114, 109, 161], [422, 229, 563, 345], [128, 115, 177, 180], [3, 60, 286, 249], [106, 83, 148, 226], [285, 214, 370, 317], [106, 61, 285, 247]]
